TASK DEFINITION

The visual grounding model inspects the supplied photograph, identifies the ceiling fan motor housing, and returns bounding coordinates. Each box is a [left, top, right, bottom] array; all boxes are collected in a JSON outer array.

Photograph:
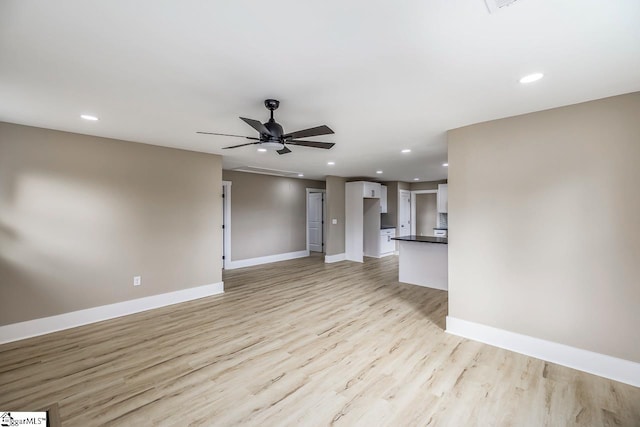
[[263, 99, 284, 149], [262, 124, 285, 148], [263, 99, 284, 148], [264, 120, 284, 138]]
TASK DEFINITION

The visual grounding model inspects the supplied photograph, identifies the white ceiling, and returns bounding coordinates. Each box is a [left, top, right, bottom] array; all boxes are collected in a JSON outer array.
[[1, 0, 639, 181]]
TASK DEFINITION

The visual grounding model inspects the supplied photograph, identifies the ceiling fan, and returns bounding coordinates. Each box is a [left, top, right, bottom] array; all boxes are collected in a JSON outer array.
[[197, 99, 335, 155]]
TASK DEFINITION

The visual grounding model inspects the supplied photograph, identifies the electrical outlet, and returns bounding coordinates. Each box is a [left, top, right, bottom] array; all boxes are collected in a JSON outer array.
[[133, 276, 141, 286], [332, 219, 337, 225]]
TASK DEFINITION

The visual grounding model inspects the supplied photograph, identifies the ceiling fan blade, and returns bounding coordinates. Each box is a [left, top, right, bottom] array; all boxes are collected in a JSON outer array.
[[240, 117, 272, 136], [277, 146, 292, 155], [198, 131, 258, 139], [283, 125, 334, 140], [287, 140, 335, 149], [197, 131, 260, 140], [222, 141, 261, 149]]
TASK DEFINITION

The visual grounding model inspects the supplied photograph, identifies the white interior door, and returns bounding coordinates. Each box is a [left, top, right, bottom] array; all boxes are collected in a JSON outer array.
[[308, 192, 323, 252], [399, 190, 411, 236], [222, 181, 231, 269], [222, 184, 226, 265]]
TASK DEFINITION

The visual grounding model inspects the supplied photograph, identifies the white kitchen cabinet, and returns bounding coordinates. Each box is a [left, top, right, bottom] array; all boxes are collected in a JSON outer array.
[[437, 184, 448, 213], [345, 183, 364, 262], [346, 181, 383, 262], [380, 228, 396, 256], [363, 199, 381, 257], [362, 181, 381, 198], [346, 181, 382, 199], [433, 229, 447, 237], [380, 185, 388, 213]]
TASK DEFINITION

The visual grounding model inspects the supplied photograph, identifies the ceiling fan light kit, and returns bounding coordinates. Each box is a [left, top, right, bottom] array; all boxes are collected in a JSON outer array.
[[198, 99, 335, 155], [261, 141, 285, 150]]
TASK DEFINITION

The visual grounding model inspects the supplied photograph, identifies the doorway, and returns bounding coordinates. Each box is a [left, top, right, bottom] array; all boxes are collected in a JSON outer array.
[[306, 189, 325, 253], [410, 190, 438, 236]]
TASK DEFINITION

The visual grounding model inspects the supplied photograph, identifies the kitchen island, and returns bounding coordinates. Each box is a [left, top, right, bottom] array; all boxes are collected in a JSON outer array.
[[392, 235, 448, 290]]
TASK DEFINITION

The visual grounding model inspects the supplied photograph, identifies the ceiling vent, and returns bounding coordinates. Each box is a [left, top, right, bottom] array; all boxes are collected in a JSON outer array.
[[232, 166, 301, 177], [485, 0, 520, 13]]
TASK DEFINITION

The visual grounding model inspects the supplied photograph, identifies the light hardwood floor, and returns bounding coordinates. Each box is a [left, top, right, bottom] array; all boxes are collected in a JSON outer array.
[[1, 255, 638, 426]]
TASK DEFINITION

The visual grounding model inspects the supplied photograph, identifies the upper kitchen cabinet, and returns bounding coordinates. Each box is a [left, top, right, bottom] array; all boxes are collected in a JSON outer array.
[[348, 181, 383, 199], [362, 181, 381, 198], [349, 181, 386, 211], [437, 184, 448, 213]]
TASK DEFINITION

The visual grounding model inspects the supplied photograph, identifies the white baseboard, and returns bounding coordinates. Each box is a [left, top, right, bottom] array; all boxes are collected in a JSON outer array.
[[226, 250, 309, 269], [0, 282, 224, 345], [361, 252, 395, 259], [324, 253, 346, 263], [446, 316, 640, 387]]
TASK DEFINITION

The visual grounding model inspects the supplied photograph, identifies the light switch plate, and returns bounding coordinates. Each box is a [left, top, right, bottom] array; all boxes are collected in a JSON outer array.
[[332, 219, 337, 225]]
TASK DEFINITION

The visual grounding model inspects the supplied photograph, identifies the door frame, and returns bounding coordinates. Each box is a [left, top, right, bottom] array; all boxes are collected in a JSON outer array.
[[410, 190, 438, 236], [306, 188, 326, 253], [398, 189, 411, 236], [222, 180, 232, 270]]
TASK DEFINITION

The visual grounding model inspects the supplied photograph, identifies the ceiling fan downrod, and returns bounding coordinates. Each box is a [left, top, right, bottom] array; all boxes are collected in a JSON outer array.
[[264, 99, 279, 122]]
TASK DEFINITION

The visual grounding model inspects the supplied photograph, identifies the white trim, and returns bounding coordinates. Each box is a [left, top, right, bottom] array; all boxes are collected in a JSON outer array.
[[398, 189, 411, 237], [226, 250, 309, 269], [446, 316, 640, 387], [324, 253, 346, 263], [306, 188, 326, 253], [0, 282, 225, 345], [410, 189, 438, 236], [222, 181, 232, 270]]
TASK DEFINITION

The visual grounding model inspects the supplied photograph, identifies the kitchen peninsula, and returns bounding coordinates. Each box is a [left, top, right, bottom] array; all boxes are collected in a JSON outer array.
[[392, 235, 448, 290]]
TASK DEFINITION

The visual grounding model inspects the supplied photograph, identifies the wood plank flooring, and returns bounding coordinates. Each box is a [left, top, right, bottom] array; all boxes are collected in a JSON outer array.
[[1, 255, 638, 426]]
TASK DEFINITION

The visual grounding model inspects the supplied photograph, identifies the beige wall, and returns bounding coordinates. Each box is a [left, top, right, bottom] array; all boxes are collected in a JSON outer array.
[[410, 179, 447, 191], [448, 92, 640, 362], [222, 170, 324, 260], [415, 193, 437, 236], [325, 176, 346, 256], [0, 122, 223, 326]]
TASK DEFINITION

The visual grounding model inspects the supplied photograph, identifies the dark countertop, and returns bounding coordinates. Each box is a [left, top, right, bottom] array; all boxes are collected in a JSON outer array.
[[392, 235, 448, 244], [380, 226, 396, 230]]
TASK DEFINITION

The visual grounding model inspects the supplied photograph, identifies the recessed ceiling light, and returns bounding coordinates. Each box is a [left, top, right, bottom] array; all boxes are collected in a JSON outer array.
[[414, 178, 420, 181], [401, 149, 411, 153], [443, 163, 449, 167], [298, 173, 304, 177], [327, 161, 335, 166], [376, 170, 383, 174], [257, 148, 267, 152], [519, 72, 544, 84], [80, 114, 98, 121]]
